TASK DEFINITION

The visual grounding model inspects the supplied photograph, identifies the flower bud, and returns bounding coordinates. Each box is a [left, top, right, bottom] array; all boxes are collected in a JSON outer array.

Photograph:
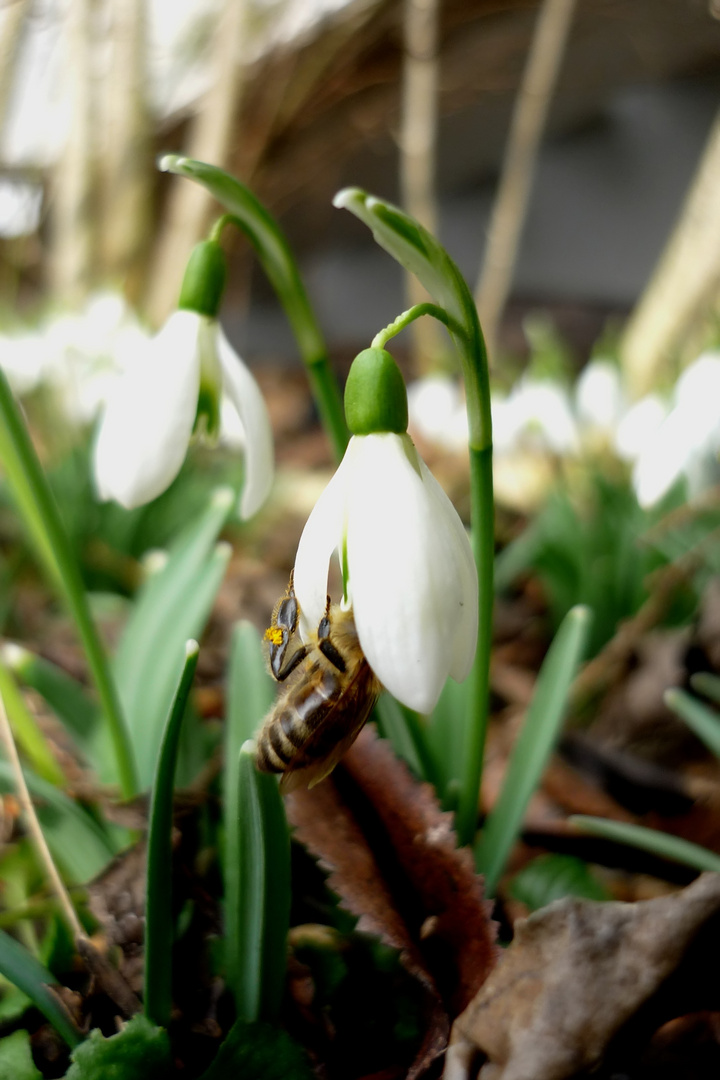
[[344, 348, 408, 436], [178, 240, 227, 318]]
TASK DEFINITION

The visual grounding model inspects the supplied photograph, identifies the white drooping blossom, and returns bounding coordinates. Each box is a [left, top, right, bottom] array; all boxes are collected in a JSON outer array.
[[632, 352, 720, 508], [93, 309, 274, 519], [293, 424, 478, 715]]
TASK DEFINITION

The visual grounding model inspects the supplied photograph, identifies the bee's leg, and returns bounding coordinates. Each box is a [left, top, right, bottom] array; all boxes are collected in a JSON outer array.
[[317, 598, 347, 673], [265, 573, 307, 681]]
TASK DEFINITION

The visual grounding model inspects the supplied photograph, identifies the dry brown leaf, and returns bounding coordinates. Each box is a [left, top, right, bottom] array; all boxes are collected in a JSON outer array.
[[286, 725, 498, 1077], [447, 872, 720, 1080]]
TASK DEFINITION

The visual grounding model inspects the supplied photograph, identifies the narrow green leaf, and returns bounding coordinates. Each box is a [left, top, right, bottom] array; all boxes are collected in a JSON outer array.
[[229, 742, 290, 1023], [570, 815, 720, 874], [144, 640, 199, 1029], [159, 156, 348, 460], [0, 763, 115, 883], [372, 694, 428, 780], [690, 671, 720, 707], [475, 605, 592, 894], [224, 622, 276, 1007], [426, 674, 471, 804], [0, 1029, 42, 1078], [665, 687, 720, 759], [65, 1014, 170, 1079], [0, 368, 136, 799], [114, 488, 232, 788], [3, 644, 100, 763], [0, 928, 81, 1048], [198, 1019, 314, 1080], [0, 658, 64, 786]]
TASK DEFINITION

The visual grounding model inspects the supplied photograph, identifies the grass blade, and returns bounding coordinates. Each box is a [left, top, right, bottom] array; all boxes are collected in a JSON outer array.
[[114, 488, 232, 788], [229, 743, 290, 1023], [0, 928, 82, 1048], [0, 657, 64, 786], [144, 640, 199, 1028], [0, 369, 136, 799], [690, 671, 720, 706], [570, 815, 720, 874], [223, 620, 276, 1001], [475, 605, 591, 894], [665, 687, 720, 759], [0, 763, 115, 882], [373, 693, 429, 780]]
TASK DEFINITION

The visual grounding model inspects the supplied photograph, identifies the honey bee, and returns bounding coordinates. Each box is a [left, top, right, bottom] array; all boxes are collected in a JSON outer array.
[[255, 574, 381, 792]]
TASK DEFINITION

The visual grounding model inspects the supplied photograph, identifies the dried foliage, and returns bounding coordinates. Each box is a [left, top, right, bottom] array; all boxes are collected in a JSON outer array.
[[286, 725, 499, 1076], [446, 872, 720, 1080]]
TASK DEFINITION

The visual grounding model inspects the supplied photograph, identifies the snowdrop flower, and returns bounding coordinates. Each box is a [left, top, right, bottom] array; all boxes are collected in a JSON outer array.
[[633, 351, 720, 507], [93, 240, 274, 518], [294, 348, 478, 714]]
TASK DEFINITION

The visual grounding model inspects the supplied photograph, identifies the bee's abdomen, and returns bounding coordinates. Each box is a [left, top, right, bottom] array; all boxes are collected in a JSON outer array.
[[256, 670, 340, 774]]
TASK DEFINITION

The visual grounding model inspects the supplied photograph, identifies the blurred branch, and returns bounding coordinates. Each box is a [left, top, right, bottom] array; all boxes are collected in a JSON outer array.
[[619, 108, 720, 399], [400, 0, 444, 373], [146, 0, 249, 327], [0, 0, 31, 136], [99, 0, 152, 299], [50, 0, 98, 305], [474, 0, 577, 361]]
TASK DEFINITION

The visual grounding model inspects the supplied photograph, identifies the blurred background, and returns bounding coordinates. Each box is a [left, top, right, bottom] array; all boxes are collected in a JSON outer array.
[[2, 0, 720, 359]]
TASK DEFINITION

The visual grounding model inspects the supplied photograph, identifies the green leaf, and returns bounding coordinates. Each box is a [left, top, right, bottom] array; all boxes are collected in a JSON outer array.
[[0, 368, 136, 800], [0, 763, 115, 883], [0, 1030, 42, 1079], [3, 645, 101, 769], [475, 605, 592, 895], [665, 687, 720, 759], [198, 1020, 314, 1080], [509, 854, 611, 911], [570, 816, 720, 874], [228, 743, 290, 1022], [223, 622, 277, 1009], [113, 488, 233, 788], [0, 658, 65, 786], [144, 641, 199, 1029], [372, 694, 428, 780], [0, 928, 81, 1048], [65, 1015, 171, 1079], [691, 671, 720, 706]]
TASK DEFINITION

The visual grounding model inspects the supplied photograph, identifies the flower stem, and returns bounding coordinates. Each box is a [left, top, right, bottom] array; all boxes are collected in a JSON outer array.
[[160, 157, 349, 460], [0, 370, 138, 799], [371, 302, 455, 349]]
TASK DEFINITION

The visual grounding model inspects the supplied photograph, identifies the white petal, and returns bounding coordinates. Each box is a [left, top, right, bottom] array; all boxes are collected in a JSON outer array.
[[632, 405, 697, 507], [575, 360, 623, 432], [346, 433, 478, 713], [93, 310, 201, 508], [216, 324, 275, 519], [293, 447, 352, 640], [614, 395, 667, 462]]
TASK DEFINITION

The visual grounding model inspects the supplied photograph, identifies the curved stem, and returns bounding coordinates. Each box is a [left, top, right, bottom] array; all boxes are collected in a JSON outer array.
[[371, 302, 455, 349], [161, 158, 349, 460]]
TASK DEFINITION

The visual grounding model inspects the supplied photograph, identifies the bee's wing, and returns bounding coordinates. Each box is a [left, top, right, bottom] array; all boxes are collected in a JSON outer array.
[[279, 663, 380, 794]]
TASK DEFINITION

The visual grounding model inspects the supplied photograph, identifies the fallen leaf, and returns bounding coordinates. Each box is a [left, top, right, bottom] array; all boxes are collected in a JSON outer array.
[[447, 872, 720, 1080], [286, 726, 498, 1077]]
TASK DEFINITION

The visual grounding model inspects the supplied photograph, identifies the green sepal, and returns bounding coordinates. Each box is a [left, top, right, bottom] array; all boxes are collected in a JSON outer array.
[[178, 240, 226, 318], [344, 348, 408, 435]]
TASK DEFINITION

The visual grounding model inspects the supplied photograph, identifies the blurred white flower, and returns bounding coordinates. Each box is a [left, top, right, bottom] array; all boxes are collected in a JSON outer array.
[[293, 431, 478, 713], [93, 309, 274, 518], [0, 332, 47, 394], [632, 352, 720, 507]]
